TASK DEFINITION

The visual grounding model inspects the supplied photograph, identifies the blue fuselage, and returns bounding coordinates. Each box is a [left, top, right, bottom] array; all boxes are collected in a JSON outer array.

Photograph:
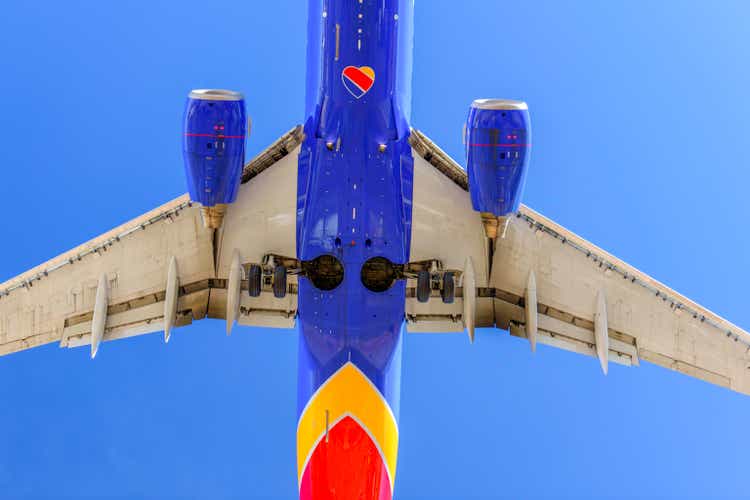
[[295, 0, 414, 497]]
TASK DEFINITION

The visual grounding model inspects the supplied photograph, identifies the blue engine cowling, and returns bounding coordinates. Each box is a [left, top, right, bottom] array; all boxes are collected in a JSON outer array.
[[183, 89, 246, 227], [465, 99, 531, 217]]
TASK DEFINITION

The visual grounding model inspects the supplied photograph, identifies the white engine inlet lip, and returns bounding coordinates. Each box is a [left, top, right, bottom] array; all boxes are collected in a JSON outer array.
[[189, 89, 244, 101], [471, 98, 528, 111]]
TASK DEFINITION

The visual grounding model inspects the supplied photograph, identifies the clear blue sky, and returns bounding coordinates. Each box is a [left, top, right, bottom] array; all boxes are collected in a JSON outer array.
[[1, 1, 749, 498]]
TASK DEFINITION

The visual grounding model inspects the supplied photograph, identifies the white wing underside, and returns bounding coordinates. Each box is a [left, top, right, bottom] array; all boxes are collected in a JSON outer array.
[[0, 128, 303, 355], [2, 127, 749, 396], [408, 130, 750, 396]]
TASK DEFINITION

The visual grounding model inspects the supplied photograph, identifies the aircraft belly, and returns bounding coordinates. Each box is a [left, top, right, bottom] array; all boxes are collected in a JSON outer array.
[[295, 136, 411, 498], [296, 0, 414, 495], [295, 140, 407, 496]]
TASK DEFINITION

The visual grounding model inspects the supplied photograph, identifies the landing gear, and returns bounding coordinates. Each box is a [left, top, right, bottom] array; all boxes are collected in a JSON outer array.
[[441, 272, 455, 304], [243, 255, 298, 299], [273, 265, 287, 299], [247, 264, 262, 297], [417, 270, 431, 303], [408, 260, 460, 304]]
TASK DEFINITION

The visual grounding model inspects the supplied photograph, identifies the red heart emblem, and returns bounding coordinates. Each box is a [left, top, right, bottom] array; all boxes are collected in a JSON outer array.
[[342, 66, 376, 98]]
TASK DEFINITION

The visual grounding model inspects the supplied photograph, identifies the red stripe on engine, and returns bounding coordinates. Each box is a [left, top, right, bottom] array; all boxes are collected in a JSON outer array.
[[468, 143, 531, 147], [184, 133, 246, 139]]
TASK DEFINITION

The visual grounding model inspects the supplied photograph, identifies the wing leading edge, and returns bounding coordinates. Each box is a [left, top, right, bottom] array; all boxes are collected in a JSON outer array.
[[408, 129, 750, 396]]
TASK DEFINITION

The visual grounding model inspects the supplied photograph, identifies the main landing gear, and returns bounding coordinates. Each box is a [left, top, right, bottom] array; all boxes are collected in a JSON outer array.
[[273, 265, 287, 299], [412, 260, 456, 304], [245, 254, 299, 299], [244, 255, 458, 303], [247, 264, 262, 297]]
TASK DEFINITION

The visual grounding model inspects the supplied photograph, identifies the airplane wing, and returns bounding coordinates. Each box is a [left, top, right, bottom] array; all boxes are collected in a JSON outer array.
[[0, 127, 303, 358], [408, 129, 750, 396], [5, 125, 749, 396]]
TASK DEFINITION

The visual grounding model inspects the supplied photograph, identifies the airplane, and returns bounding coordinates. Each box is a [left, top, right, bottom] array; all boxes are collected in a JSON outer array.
[[1, 1, 749, 499]]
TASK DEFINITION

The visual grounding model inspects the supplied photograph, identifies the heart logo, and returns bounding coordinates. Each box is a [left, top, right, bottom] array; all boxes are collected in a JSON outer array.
[[342, 66, 375, 99]]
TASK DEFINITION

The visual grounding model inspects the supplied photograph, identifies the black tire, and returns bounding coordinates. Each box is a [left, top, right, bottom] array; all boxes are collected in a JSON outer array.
[[417, 270, 431, 303], [441, 272, 455, 304], [273, 265, 287, 299], [247, 264, 262, 297]]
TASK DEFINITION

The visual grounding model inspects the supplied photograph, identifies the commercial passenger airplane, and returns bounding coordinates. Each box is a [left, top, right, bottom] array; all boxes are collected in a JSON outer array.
[[1, 1, 749, 498]]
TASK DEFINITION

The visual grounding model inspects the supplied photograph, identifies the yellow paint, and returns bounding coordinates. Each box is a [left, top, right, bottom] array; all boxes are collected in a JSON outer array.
[[359, 66, 375, 80], [296, 362, 398, 487]]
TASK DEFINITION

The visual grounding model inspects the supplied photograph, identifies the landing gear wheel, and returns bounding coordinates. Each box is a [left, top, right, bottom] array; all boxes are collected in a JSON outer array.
[[417, 270, 431, 303], [273, 265, 287, 299], [441, 272, 455, 304], [247, 264, 262, 298]]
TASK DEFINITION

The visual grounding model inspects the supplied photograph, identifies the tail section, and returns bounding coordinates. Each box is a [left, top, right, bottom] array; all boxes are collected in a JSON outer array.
[[297, 363, 398, 499]]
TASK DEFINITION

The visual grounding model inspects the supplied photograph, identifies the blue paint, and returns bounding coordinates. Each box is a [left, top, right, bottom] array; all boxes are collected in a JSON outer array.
[[296, 0, 415, 418], [182, 95, 246, 207], [466, 105, 531, 216]]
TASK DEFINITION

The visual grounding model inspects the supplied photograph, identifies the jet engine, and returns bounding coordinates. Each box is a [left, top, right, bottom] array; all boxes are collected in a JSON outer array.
[[465, 99, 531, 237], [183, 89, 247, 229]]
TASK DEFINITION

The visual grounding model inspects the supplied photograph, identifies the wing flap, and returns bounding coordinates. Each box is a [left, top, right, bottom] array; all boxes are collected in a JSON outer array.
[[502, 303, 639, 368], [61, 288, 211, 349], [638, 349, 731, 389], [406, 291, 494, 333]]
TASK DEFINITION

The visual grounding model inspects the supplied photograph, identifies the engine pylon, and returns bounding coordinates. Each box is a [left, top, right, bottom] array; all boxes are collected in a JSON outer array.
[[200, 204, 228, 229]]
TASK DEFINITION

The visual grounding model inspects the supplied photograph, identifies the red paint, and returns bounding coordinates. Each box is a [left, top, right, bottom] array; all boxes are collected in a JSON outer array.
[[343, 66, 375, 93], [300, 416, 392, 500], [184, 133, 245, 139], [468, 143, 531, 148]]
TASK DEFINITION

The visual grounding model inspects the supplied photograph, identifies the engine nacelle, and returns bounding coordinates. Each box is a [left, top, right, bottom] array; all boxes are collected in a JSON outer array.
[[183, 89, 247, 228], [465, 99, 531, 221]]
